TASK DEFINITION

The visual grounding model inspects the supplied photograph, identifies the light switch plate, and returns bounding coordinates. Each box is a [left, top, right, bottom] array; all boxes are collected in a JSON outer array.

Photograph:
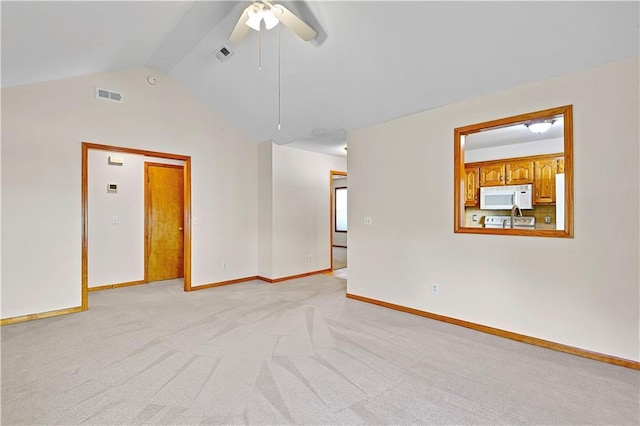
[[364, 216, 372, 225]]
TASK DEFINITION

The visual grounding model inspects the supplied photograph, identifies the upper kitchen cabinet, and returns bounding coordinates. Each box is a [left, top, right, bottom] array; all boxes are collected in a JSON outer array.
[[479, 159, 534, 187], [506, 160, 534, 185], [479, 163, 504, 186], [534, 156, 564, 204], [464, 165, 479, 206]]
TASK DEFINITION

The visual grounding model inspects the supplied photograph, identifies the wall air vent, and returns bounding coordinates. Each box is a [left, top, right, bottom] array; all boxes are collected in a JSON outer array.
[[215, 44, 234, 63], [96, 88, 123, 103]]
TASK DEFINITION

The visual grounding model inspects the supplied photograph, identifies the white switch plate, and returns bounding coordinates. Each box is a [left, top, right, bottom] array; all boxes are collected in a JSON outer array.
[[364, 216, 372, 225], [193, 217, 199, 225], [112, 216, 119, 224]]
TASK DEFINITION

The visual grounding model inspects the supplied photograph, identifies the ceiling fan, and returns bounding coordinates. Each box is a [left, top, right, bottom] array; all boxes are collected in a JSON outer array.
[[228, 0, 317, 43]]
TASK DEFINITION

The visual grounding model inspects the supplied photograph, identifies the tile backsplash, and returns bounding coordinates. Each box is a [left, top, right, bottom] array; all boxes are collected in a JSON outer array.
[[465, 205, 557, 229]]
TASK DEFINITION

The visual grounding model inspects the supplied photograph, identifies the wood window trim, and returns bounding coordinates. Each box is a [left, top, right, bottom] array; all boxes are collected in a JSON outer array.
[[334, 186, 348, 233], [330, 170, 347, 272], [453, 105, 574, 238]]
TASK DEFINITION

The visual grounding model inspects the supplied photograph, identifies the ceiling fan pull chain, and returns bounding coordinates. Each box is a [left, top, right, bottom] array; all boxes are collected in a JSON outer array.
[[278, 23, 282, 130], [258, 26, 262, 71]]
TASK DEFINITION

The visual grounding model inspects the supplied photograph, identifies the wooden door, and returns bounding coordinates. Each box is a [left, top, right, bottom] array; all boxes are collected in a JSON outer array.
[[145, 163, 184, 282], [479, 164, 505, 187], [464, 165, 479, 206], [506, 160, 534, 185]]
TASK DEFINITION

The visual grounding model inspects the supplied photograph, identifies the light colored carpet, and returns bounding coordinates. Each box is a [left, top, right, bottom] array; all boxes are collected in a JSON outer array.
[[332, 267, 348, 280], [2, 275, 638, 425], [333, 246, 347, 270]]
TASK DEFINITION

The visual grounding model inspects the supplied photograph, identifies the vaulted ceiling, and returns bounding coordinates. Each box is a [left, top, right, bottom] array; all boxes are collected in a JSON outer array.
[[2, 1, 638, 156]]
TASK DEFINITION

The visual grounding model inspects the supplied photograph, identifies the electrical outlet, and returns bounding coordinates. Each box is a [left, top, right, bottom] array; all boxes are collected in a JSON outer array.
[[364, 216, 372, 225], [472, 214, 478, 222], [112, 216, 119, 224], [307, 255, 313, 263], [222, 261, 228, 270], [431, 284, 439, 295], [544, 216, 551, 224]]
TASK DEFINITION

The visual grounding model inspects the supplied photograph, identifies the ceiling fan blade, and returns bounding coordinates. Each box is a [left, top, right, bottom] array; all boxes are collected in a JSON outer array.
[[272, 4, 317, 41], [228, 6, 251, 43]]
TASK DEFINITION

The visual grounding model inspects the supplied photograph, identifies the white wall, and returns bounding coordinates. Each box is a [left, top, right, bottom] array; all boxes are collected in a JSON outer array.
[[347, 57, 639, 361], [332, 176, 348, 247], [257, 141, 273, 278], [272, 144, 347, 278], [258, 143, 347, 279], [1, 66, 257, 319], [465, 138, 564, 163], [88, 151, 183, 288]]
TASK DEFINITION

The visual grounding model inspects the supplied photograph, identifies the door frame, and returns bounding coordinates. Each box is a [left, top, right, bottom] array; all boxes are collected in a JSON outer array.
[[81, 142, 193, 311], [329, 170, 347, 271], [144, 162, 185, 283]]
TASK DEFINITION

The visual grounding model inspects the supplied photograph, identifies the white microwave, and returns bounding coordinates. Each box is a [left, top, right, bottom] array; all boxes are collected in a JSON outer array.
[[480, 184, 533, 210]]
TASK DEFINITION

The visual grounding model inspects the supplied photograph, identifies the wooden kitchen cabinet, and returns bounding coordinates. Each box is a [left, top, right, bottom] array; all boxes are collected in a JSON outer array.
[[505, 160, 534, 185], [534, 156, 564, 204], [464, 165, 479, 206], [479, 164, 505, 186], [470, 154, 564, 202], [534, 159, 556, 204], [479, 160, 533, 186]]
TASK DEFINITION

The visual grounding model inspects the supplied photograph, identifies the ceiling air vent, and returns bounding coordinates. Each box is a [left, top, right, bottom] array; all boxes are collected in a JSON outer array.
[[215, 44, 234, 63], [96, 88, 123, 103]]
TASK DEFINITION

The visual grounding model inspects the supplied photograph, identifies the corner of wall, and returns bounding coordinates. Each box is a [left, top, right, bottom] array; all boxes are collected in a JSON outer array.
[[257, 141, 274, 278]]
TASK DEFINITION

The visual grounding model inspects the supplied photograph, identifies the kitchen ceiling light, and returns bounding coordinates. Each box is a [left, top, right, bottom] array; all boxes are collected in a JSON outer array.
[[526, 120, 555, 134]]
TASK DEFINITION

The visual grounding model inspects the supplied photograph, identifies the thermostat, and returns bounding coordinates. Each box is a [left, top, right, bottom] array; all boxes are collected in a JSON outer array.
[[108, 155, 124, 166], [107, 183, 118, 193]]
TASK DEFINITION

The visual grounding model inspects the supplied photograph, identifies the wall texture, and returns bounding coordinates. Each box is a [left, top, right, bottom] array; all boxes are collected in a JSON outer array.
[[347, 57, 640, 361], [257, 141, 274, 279], [465, 138, 564, 163], [1, 66, 257, 319], [88, 151, 183, 288], [258, 142, 347, 280]]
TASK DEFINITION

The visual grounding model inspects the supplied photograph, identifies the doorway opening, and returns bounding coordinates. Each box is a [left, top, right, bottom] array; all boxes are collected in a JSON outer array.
[[81, 142, 192, 311], [330, 170, 347, 276]]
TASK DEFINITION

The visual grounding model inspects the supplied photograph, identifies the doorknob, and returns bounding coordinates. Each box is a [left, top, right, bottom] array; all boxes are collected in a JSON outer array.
[[179, 227, 183, 231]]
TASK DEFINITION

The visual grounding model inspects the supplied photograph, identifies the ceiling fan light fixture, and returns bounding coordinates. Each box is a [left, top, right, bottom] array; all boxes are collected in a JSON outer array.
[[526, 120, 555, 134], [262, 8, 279, 30], [246, 4, 263, 31]]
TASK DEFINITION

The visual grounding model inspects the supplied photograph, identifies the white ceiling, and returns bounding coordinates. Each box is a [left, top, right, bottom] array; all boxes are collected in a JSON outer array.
[[466, 117, 565, 151], [2, 1, 639, 157]]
